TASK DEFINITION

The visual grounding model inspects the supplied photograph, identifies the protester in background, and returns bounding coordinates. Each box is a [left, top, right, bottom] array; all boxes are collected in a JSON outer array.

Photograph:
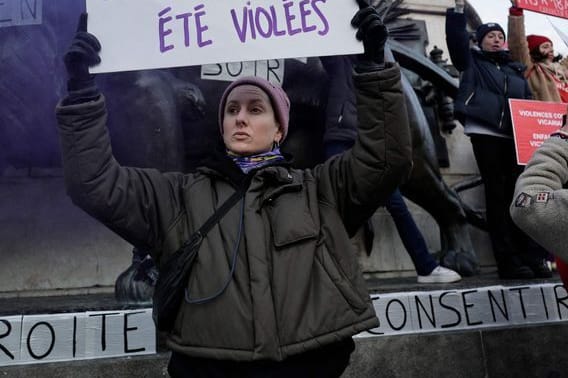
[[508, 4, 568, 103], [510, 116, 568, 287], [55, 1, 412, 376], [445, 0, 551, 279], [382, 189, 462, 283], [321, 54, 461, 284]]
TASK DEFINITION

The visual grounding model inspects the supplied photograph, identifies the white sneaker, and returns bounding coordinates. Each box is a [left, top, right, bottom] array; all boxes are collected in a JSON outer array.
[[417, 266, 462, 284]]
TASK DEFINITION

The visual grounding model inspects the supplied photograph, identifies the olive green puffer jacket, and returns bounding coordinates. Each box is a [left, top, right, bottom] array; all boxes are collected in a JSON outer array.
[[55, 63, 412, 361]]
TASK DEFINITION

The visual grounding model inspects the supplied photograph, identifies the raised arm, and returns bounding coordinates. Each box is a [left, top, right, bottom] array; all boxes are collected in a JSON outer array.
[[445, 1, 472, 72], [55, 14, 185, 258], [507, 6, 533, 70], [315, 1, 412, 235]]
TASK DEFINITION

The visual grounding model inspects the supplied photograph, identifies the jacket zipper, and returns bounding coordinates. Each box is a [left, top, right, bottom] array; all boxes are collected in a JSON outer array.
[[465, 91, 475, 105], [499, 67, 507, 129], [489, 62, 508, 130]]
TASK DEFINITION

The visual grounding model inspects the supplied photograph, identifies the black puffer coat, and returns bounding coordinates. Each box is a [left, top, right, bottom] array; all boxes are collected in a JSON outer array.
[[446, 9, 532, 137]]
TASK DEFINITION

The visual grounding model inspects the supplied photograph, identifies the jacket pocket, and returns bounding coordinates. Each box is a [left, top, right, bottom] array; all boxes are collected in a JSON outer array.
[[465, 88, 505, 129], [264, 189, 318, 247], [315, 242, 368, 314]]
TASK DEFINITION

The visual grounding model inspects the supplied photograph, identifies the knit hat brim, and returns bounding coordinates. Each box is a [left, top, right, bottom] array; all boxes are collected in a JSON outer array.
[[476, 23, 505, 46]]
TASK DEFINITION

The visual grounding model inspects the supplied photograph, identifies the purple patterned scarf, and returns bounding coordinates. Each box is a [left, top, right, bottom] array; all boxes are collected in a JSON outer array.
[[228, 148, 285, 174]]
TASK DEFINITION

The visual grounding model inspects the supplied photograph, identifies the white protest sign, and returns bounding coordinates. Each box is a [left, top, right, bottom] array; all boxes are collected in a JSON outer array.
[[0, 310, 155, 366], [19, 314, 87, 364], [0, 316, 22, 366], [86, 0, 363, 74], [359, 283, 568, 337], [0, 0, 43, 28], [84, 310, 155, 359]]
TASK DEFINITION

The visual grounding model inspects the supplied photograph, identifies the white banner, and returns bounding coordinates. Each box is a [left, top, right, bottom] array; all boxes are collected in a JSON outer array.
[[0, 0, 42, 27], [0, 310, 155, 366], [358, 283, 568, 337], [86, 0, 362, 73], [549, 17, 568, 52], [4, 283, 565, 366]]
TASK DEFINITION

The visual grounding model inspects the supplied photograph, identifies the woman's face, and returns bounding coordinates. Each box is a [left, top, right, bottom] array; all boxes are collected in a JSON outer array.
[[539, 41, 554, 62], [481, 31, 506, 52], [222, 85, 282, 156]]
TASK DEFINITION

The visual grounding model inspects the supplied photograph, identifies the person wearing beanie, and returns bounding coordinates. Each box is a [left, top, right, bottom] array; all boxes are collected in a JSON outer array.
[[446, 0, 546, 280], [508, 5, 568, 103], [475, 22, 506, 50], [526, 34, 552, 57], [55, 1, 412, 377], [216, 76, 290, 167]]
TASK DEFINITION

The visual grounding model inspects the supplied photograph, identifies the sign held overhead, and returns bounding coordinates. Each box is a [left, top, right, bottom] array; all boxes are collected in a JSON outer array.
[[515, 0, 568, 19], [86, 0, 363, 74]]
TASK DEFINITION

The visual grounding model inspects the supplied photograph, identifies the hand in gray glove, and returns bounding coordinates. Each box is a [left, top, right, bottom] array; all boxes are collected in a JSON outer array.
[[63, 13, 102, 104], [351, 0, 388, 67]]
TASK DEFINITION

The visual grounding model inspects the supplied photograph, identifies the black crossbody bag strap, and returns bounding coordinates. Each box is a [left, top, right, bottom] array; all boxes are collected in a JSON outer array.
[[181, 175, 252, 304], [191, 176, 251, 244], [152, 175, 252, 330]]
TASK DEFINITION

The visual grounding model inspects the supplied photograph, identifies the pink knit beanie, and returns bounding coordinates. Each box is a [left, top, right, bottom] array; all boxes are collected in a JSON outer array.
[[218, 77, 290, 142]]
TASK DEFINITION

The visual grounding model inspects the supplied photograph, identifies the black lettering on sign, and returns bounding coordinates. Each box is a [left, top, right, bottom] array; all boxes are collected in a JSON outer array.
[[89, 312, 120, 351], [438, 291, 461, 328], [26, 321, 55, 360], [488, 289, 509, 322], [226, 62, 244, 77], [0, 0, 12, 24], [0, 0, 41, 27], [20, 0, 38, 21], [0, 319, 15, 360], [554, 284, 568, 319], [202, 63, 222, 77], [124, 312, 146, 354], [540, 287, 550, 320], [461, 290, 482, 326], [414, 295, 435, 329], [72, 316, 77, 358], [385, 299, 407, 331], [366, 297, 385, 335], [267, 59, 281, 84], [509, 286, 530, 319], [201, 60, 284, 83]]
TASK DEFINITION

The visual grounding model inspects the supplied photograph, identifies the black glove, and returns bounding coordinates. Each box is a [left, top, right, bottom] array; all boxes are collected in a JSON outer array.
[[63, 13, 102, 104], [351, 0, 388, 71]]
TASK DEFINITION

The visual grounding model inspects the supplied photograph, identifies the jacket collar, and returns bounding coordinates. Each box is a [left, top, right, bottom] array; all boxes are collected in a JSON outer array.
[[196, 148, 294, 187], [472, 48, 526, 72]]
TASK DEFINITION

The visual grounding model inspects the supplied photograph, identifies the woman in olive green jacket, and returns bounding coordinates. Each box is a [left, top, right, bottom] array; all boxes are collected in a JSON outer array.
[[55, 2, 412, 377]]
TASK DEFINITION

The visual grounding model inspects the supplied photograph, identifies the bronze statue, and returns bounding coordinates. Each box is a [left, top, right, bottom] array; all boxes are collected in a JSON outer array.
[[1, 0, 482, 303]]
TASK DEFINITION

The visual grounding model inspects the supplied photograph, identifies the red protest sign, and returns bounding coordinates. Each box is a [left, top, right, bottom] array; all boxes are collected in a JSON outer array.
[[515, 0, 568, 19], [510, 99, 567, 164]]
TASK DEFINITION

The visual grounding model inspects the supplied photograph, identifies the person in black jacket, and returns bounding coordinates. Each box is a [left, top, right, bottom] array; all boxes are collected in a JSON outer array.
[[445, 0, 550, 279]]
